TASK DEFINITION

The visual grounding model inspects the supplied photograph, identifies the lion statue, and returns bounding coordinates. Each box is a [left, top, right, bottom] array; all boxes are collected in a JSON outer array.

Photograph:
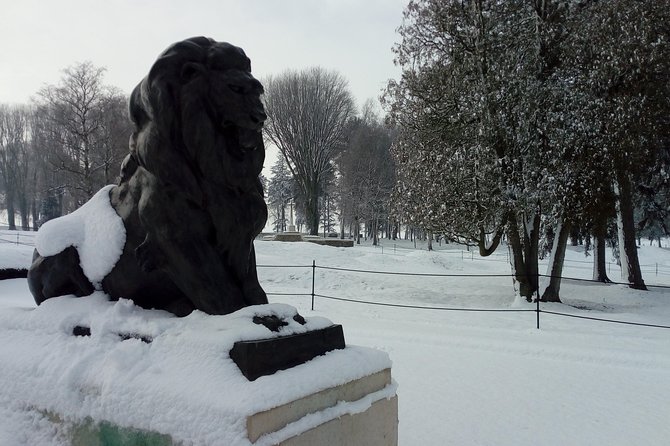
[[28, 37, 269, 316]]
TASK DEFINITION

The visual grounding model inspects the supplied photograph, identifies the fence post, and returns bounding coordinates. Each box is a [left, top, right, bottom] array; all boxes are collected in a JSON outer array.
[[16, 233, 19, 245], [394, 244, 396, 254], [656, 263, 658, 276], [311, 260, 316, 311]]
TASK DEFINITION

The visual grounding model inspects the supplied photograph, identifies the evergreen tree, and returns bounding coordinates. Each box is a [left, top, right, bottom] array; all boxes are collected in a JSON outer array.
[[559, 0, 670, 289], [386, 0, 670, 299], [266, 156, 295, 233]]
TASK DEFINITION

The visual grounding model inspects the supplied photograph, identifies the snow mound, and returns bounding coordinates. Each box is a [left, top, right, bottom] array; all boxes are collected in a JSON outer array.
[[35, 185, 125, 288], [0, 296, 392, 445]]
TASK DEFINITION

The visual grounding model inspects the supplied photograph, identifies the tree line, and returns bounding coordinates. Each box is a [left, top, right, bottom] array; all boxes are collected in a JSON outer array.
[[0, 62, 130, 230], [0, 61, 401, 243], [263, 69, 397, 242], [3, 5, 668, 306], [263, 0, 669, 304]]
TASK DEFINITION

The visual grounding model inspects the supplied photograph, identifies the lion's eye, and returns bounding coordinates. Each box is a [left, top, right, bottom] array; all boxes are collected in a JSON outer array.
[[228, 84, 245, 94]]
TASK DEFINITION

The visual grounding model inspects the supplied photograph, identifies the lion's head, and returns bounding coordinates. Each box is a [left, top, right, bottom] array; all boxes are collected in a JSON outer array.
[[128, 37, 267, 193]]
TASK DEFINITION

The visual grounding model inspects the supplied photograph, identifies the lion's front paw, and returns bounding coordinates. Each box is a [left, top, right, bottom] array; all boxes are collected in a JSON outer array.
[[135, 239, 163, 273]]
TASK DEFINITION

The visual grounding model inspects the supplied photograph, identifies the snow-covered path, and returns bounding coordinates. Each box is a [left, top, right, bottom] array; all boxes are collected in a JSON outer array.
[[339, 306, 669, 446]]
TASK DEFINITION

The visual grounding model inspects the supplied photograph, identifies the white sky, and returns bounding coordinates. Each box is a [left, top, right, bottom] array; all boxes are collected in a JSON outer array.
[[1, 0, 407, 177], [0, 0, 407, 109]]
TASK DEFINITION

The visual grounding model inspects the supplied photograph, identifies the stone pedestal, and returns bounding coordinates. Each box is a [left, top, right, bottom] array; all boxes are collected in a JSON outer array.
[[0, 299, 397, 445], [67, 370, 398, 446]]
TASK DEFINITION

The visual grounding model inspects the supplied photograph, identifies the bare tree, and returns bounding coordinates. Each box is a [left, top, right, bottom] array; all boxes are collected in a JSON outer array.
[[36, 62, 130, 209], [337, 110, 395, 246], [263, 67, 354, 235], [29, 104, 69, 223], [96, 91, 131, 184], [0, 105, 31, 229]]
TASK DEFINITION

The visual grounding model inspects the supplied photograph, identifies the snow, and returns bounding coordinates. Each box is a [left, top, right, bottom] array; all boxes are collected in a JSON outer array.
[[34, 185, 126, 288], [0, 293, 391, 445], [1, 237, 670, 445], [0, 241, 33, 270]]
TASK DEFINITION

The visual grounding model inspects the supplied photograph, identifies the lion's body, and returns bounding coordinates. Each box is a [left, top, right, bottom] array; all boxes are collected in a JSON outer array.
[[28, 37, 270, 316]]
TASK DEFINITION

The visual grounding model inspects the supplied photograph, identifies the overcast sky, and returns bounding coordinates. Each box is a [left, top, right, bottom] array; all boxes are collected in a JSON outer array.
[[1, 0, 407, 110]]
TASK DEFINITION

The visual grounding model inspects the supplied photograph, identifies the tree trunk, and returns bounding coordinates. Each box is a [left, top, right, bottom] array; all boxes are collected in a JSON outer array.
[[18, 195, 29, 230], [541, 220, 570, 303], [524, 213, 541, 299], [31, 198, 38, 231], [372, 217, 379, 246], [280, 205, 285, 232], [614, 172, 647, 290], [427, 231, 433, 251], [478, 215, 506, 256], [304, 180, 320, 236], [507, 211, 540, 301], [20, 209, 29, 230], [592, 215, 612, 283], [355, 217, 361, 244], [5, 190, 16, 230], [569, 226, 579, 246]]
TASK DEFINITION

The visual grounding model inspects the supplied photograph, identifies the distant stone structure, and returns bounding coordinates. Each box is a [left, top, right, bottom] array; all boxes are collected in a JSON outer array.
[[28, 37, 269, 316]]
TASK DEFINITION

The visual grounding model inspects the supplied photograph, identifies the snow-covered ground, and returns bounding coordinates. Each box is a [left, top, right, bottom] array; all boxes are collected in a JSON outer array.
[[1, 234, 669, 445]]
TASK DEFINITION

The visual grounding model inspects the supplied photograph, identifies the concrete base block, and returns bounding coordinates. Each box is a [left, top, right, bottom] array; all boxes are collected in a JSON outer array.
[[280, 395, 398, 446], [248, 368, 397, 445]]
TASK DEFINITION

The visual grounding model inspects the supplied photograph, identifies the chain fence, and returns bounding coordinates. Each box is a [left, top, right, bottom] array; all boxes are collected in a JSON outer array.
[[362, 240, 670, 277], [258, 262, 670, 330], [2, 225, 669, 330], [0, 230, 36, 247]]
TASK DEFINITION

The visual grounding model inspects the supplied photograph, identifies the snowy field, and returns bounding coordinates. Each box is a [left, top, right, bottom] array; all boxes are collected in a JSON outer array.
[[1, 233, 669, 445]]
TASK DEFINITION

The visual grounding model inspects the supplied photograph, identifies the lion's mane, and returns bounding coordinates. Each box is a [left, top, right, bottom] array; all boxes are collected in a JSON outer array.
[[104, 37, 270, 315]]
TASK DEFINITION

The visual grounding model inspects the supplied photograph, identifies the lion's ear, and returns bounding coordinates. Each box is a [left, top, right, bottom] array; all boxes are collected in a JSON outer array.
[[180, 62, 205, 83]]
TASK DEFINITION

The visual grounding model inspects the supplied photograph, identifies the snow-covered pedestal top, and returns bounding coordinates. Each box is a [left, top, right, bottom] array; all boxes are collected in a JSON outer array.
[[0, 296, 393, 445]]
